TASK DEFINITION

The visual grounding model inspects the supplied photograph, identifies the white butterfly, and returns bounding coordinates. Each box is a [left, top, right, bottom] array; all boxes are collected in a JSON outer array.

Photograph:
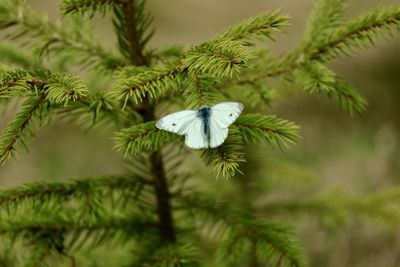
[[156, 102, 243, 149]]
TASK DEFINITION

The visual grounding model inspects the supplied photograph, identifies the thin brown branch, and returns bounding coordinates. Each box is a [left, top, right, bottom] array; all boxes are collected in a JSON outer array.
[[122, 1, 147, 65]]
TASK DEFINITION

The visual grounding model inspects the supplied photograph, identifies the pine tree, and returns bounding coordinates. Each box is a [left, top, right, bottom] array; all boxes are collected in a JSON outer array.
[[0, 0, 400, 266]]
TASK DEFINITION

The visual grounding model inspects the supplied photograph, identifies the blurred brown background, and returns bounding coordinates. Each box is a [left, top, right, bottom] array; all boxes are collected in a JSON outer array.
[[1, 0, 400, 266]]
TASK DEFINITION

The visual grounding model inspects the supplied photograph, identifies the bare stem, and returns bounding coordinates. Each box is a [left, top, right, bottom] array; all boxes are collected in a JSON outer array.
[[123, 0, 176, 243]]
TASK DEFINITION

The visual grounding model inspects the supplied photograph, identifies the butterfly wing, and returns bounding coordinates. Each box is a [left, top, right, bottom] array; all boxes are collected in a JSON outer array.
[[183, 117, 209, 149], [156, 110, 209, 149], [209, 102, 243, 148], [209, 119, 228, 148], [156, 110, 197, 135], [210, 102, 244, 128]]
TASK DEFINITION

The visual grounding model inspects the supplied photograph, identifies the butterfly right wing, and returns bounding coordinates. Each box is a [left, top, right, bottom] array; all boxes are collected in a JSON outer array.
[[208, 102, 243, 148], [156, 110, 209, 149], [209, 119, 228, 148]]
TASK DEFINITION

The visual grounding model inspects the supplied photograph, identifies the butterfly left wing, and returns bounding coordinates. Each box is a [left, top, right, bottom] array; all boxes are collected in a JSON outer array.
[[156, 110, 197, 135], [209, 102, 243, 148], [156, 110, 209, 149]]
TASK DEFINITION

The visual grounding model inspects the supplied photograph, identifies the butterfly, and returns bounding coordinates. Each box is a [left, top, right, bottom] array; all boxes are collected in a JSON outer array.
[[156, 102, 243, 149]]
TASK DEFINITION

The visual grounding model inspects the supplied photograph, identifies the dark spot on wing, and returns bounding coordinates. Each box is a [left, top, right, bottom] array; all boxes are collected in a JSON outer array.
[[172, 123, 176, 126], [229, 113, 233, 117]]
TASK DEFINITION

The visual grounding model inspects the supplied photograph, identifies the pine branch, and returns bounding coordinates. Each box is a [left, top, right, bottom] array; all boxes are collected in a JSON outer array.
[[200, 128, 245, 179], [0, 69, 31, 99], [0, 215, 158, 246], [0, 72, 88, 164], [114, 114, 298, 179], [61, 0, 126, 15], [39, 72, 88, 105], [312, 6, 400, 61], [111, 8, 287, 105], [113, 121, 179, 156], [0, 93, 47, 164], [237, 5, 400, 85], [110, 64, 183, 107], [301, 0, 346, 49], [110, 8, 290, 105], [175, 194, 306, 267], [183, 75, 220, 109], [182, 39, 253, 78], [218, 10, 289, 41], [0, 175, 151, 208], [261, 187, 400, 226], [62, 92, 134, 129], [328, 79, 367, 115], [133, 243, 200, 267], [0, 0, 124, 70], [235, 114, 300, 149], [291, 62, 367, 115], [63, 0, 154, 65]]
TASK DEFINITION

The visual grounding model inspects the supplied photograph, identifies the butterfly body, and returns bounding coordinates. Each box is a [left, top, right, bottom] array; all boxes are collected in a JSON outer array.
[[156, 102, 243, 149], [197, 106, 211, 135]]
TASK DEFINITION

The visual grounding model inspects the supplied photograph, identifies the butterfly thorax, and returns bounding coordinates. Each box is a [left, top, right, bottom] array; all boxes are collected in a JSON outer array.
[[197, 106, 211, 135]]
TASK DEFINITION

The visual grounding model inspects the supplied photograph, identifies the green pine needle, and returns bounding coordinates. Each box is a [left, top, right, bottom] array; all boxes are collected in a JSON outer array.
[[0, 93, 48, 164], [183, 39, 253, 78], [292, 62, 367, 115], [218, 9, 290, 41], [113, 121, 179, 156], [110, 65, 183, 106], [200, 128, 245, 179], [0, 69, 31, 99], [41, 72, 88, 105], [312, 6, 400, 61], [235, 114, 300, 149], [61, 0, 123, 16]]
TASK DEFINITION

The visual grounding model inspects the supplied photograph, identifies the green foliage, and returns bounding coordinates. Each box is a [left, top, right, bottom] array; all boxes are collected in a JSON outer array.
[[176, 193, 306, 267], [0, 175, 150, 208], [236, 114, 300, 149], [0, 70, 89, 164], [183, 75, 220, 109], [110, 65, 183, 107], [0, 0, 124, 70], [200, 128, 245, 179], [113, 121, 179, 155], [0, 69, 31, 99], [41, 72, 88, 105], [262, 186, 400, 227], [313, 6, 400, 61], [0, 0, 400, 266], [61, 0, 123, 16], [113, 0, 154, 65], [301, 0, 346, 50], [0, 94, 48, 164], [133, 243, 200, 267], [0, 42, 38, 70], [218, 10, 289, 41], [182, 39, 253, 78], [291, 62, 367, 114]]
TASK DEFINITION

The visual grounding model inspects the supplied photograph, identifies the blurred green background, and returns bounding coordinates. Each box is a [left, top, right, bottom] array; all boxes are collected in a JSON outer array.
[[1, 0, 400, 266]]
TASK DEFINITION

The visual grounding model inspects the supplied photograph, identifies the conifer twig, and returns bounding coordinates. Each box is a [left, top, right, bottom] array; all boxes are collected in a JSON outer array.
[[0, 175, 151, 207]]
